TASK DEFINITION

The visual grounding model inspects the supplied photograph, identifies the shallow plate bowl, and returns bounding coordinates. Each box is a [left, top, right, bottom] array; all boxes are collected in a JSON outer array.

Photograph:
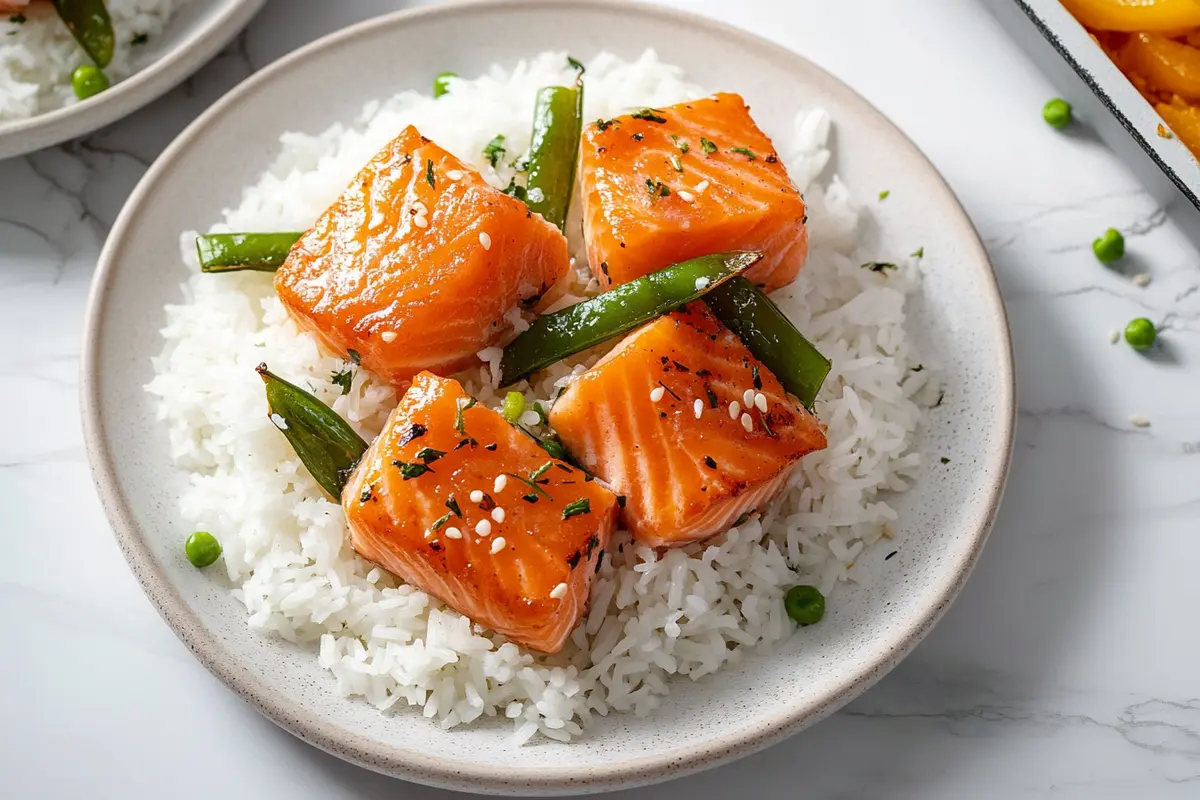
[[0, 0, 265, 159], [81, 0, 1014, 794]]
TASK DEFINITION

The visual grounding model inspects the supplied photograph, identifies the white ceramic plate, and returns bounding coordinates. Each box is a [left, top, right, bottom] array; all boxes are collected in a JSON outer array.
[[81, 0, 1014, 794], [0, 0, 264, 160]]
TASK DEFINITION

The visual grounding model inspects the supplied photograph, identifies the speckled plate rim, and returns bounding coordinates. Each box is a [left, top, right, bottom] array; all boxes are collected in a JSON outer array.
[[0, 0, 266, 160], [80, 0, 1015, 794]]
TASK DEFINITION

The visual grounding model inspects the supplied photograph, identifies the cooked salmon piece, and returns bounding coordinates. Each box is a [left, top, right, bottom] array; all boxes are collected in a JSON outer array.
[[275, 126, 570, 387], [342, 371, 619, 653], [549, 304, 826, 548], [579, 93, 808, 291]]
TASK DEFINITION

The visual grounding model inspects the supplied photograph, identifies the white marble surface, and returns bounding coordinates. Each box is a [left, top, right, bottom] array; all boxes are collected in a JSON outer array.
[[3, 0, 1199, 797]]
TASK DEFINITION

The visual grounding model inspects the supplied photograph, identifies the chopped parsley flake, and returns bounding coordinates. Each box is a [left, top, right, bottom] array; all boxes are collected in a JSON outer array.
[[532, 401, 549, 425], [671, 134, 690, 154], [562, 498, 591, 520], [878, 189, 890, 200], [446, 496, 462, 517], [862, 262, 898, 273], [131, 32, 149, 45], [567, 55, 585, 74], [346, 348, 361, 365], [360, 484, 373, 503], [911, 246, 925, 259], [703, 456, 717, 469], [425, 159, 435, 188], [454, 397, 477, 434], [940, 456, 951, 464], [431, 513, 451, 532], [502, 176, 527, 201], [631, 108, 667, 123], [330, 366, 354, 395], [9, 13, 25, 23], [595, 118, 616, 131], [522, 493, 540, 503], [393, 460, 433, 480], [399, 423, 427, 446], [415, 447, 445, 464], [670, 154, 683, 172], [483, 134, 506, 168], [700, 137, 717, 154], [752, 364, 762, 390], [631, 132, 644, 141], [730, 146, 756, 160], [705, 385, 719, 409], [645, 178, 670, 200]]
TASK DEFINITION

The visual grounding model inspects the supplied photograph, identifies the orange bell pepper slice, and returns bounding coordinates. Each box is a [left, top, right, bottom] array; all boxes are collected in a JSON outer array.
[[1061, 0, 1200, 32]]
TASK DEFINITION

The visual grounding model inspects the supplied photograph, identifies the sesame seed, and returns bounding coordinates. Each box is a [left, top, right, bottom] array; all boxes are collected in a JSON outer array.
[[742, 388, 755, 407], [479, 231, 492, 250], [695, 180, 710, 193], [694, 277, 710, 291], [446, 169, 464, 181], [414, 215, 428, 228], [1109, 328, 1121, 345], [493, 475, 507, 493], [380, 331, 397, 343], [491, 507, 506, 523], [550, 582, 568, 599], [475, 519, 493, 536], [678, 189, 696, 203], [490, 537, 506, 554], [693, 399, 703, 419], [445, 527, 462, 539], [1132, 272, 1151, 287], [269, 413, 288, 430], [754, 392, 768, 412], [728, 400, 740, 419], [470, 489, 484, 503], [423, 528, 432, 539], [412, 200, 428, 215], [1129, 413, 1151, 428], [650, 386, 666, 402], [740, 413, 753, 432]]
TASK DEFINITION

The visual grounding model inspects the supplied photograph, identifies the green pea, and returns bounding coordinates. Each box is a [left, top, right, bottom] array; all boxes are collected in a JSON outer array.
[[784, 584, 825, 626], [185, 531, 222, 568], [1124, 317, 1157, 350], [502, 391, 525, 424], [1092, 227, 1125, 264], [71, 64, 109, 101], [433, 71, 457, 98], [1043, 98, 1072, 129]]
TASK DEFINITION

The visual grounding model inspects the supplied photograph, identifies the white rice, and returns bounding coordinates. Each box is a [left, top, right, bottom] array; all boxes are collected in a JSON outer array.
[[0, 0, 186, 122], [145, 50, 938, 743]]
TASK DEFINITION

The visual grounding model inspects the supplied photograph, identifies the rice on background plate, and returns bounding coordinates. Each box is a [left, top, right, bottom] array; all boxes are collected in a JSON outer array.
[[0, 0, 188, 122], [145, 50, 939, 744]]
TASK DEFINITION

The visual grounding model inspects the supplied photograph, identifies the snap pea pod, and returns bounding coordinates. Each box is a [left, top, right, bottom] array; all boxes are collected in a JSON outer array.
[[51, 0, 114, 68], [498, 251, 761, 386], [525, 70, 584, 231], [196, 232, 303, 273], [257, 364, 368, 501], [703, 277, 831, 410]]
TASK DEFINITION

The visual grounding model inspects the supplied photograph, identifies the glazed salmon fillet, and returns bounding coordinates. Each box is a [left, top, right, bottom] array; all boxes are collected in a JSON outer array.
[[579, 93, 808, 291], [342, 372, 619, 653], [275, 126, 570, 387], [549, 304, 826, 548]]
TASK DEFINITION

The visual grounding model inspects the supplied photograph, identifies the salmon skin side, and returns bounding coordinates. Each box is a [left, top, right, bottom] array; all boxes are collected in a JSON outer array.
[[275, 125, 571, 387], [342, 372, 619, 654], [549, 304, 827, 548], [579, 93, 808, 291]]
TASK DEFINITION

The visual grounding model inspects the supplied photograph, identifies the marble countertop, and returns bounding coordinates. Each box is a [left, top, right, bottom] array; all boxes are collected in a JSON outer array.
[[4, 0, 1199, 797]]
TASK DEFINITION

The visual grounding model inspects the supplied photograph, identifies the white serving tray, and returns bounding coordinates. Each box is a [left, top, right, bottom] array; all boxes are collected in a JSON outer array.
[[985, 0, 1200, 211]]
